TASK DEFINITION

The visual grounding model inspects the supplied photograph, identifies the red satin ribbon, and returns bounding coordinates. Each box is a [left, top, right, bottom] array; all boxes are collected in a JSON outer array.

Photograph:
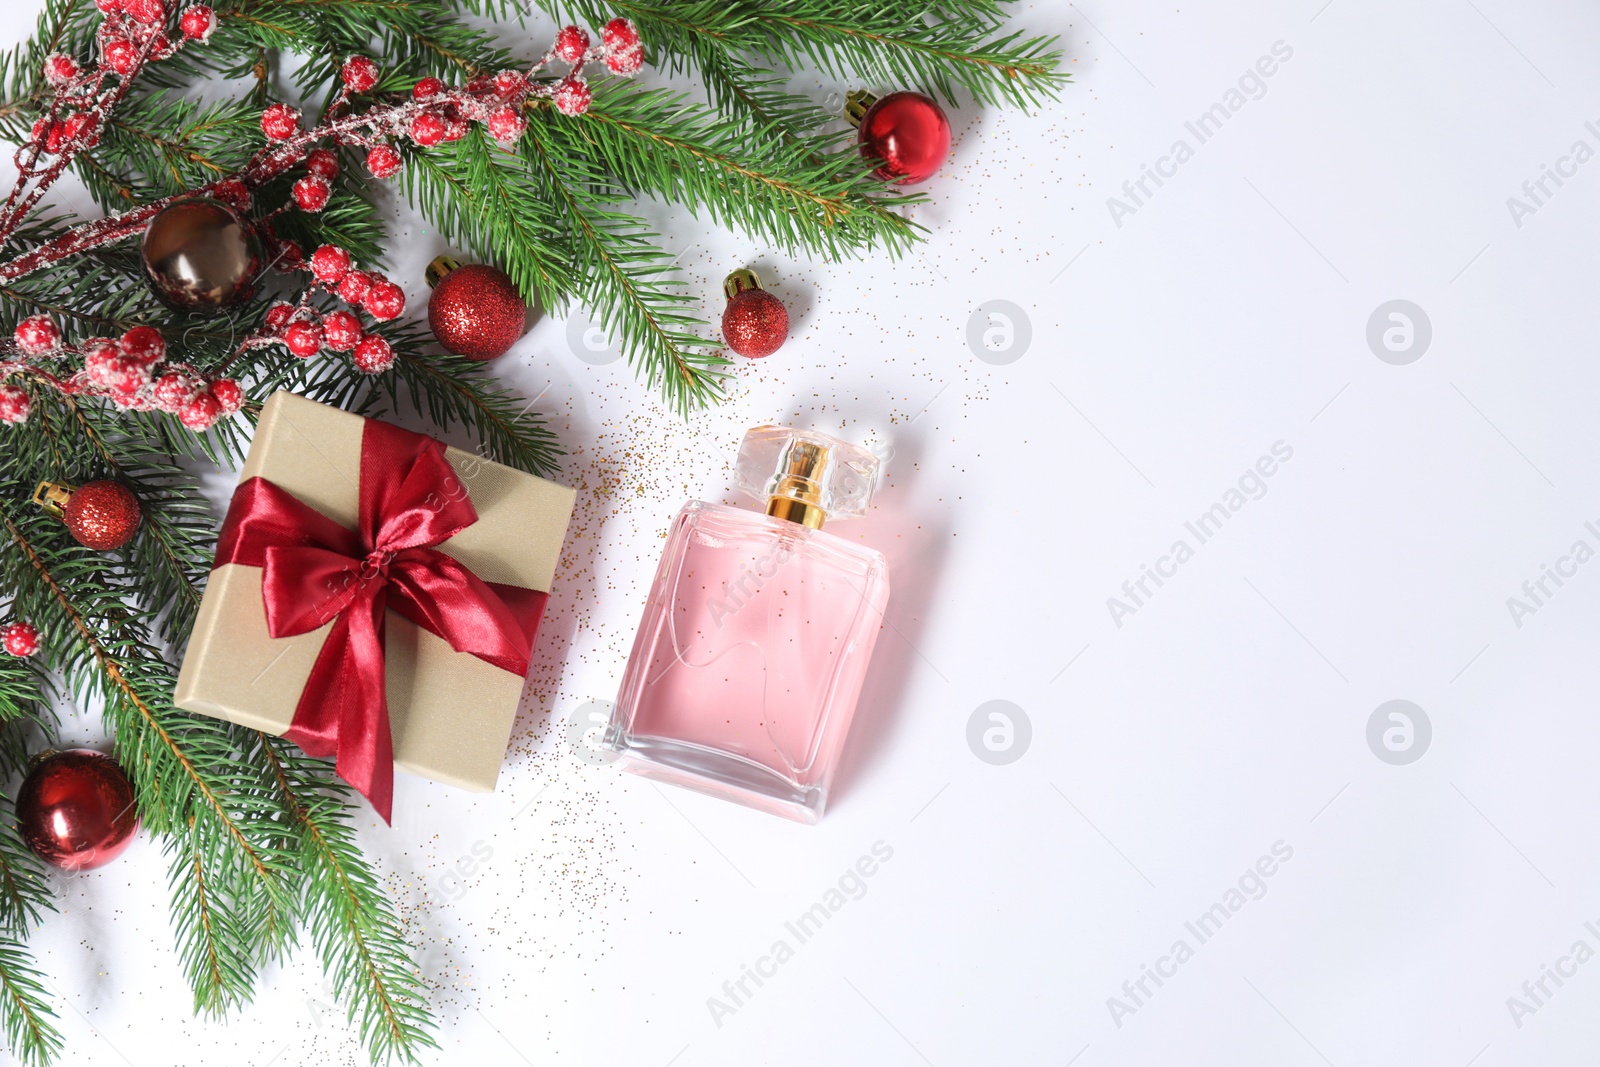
[[214, 418, 547, 822]]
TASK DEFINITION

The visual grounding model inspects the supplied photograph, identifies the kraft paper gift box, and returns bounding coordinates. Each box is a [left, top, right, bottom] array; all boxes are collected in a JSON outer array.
[[174, 390, 575, 800]]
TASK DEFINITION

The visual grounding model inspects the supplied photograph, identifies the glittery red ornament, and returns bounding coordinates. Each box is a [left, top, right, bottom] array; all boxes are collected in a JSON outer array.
[[849, 90, 951, 186], [16, 749, 139, 870], [36, 480, 142, 550], [720, 269, 788, 358], [426, 258, 527, 360]]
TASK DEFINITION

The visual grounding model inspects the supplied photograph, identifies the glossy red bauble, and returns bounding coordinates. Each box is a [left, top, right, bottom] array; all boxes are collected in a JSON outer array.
[[427, 261, 527, 360], [855, 91, 951, 186], [15, 749, 139, 870]]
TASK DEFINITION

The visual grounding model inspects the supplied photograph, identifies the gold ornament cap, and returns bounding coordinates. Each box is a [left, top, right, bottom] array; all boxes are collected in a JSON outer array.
[[733, 426, 882, 531], [844, 89, 879, 128], [724, 267, 765, 301], [425, 255, 461, 288], [31, 481, 77, 519]]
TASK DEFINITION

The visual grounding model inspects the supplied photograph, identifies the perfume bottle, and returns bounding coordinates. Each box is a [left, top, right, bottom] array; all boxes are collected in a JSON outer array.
[[606, 426, 890, 823]]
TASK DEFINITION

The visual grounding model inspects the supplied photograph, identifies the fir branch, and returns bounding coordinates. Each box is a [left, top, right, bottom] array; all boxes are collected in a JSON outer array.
[[0, 503, 299, 1016], [166, 820, 260, 1017], [547, 0, 1066, 107], [47, 394, 213, 645], [261, 739, 436, 1065], [402, 131, 572, 315], [0, 664, 54, 934], [520, 117, 728, 414], [0, 935, 61, 1067], [552, 79, 923, 258]]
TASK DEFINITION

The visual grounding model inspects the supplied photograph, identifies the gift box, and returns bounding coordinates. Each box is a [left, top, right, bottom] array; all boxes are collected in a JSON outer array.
[[174, 390, 575, 819]]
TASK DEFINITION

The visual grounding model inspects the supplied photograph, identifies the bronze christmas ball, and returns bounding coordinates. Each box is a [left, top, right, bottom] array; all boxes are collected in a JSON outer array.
[[141, 197, 263, 310]]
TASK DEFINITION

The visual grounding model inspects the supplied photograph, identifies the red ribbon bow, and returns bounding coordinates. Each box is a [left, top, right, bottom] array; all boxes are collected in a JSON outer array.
[[214, 418, 546, 822]]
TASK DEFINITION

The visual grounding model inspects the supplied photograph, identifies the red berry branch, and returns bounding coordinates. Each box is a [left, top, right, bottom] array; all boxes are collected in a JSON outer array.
[[0, 1, 642, 431]]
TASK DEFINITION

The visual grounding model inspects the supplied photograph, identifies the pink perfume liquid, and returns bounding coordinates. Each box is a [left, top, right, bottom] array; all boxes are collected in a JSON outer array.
[[608, 502, 889, 822]]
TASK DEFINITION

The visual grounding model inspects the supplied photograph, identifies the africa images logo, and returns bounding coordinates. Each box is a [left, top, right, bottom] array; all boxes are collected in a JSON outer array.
[[1106, 41, 1294, 228]]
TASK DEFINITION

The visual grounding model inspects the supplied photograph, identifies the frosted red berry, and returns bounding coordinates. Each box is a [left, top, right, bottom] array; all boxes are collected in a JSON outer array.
[[152, 371, 198, 411], [43, 53, 79, 86], [366, 143, 402, 179], [363, 278, 405, 321], [341, 55, 379, 93], [31, 119, 64, 154], [555, 25, 590, 63], [493, 70, 526, 97], [61, 112, 96, 149], [179, 392, 221, 430], [336, 270, 373, 305], [119, 325, 166, 364], [553, 76, 591, 117], [352, 334, 395, 373], [292, 175, 331, 212], [602, 18, 639, 52], [0, 386, 31, 425], [210, 378, 242, 413], [179, 4, 215, 41], [309, 244, 351, 284], [283, 319, 323, 358], [107, 356, 151, 394], [410, 112, 447, 146], [103, 36, 136, 77], [321, 310, 362, 352], [305, 148, 339, 179], [2, 622, 39, 657], [123, 0, 165, 25], [487, 105, 525, 143], [271, 239, 304, 271], [606, 45, 643, 75], [260, 103, 300, 141], [14, 315, 60, 356], [81, 340, 121, 387], [412, 77, 445, 101], [95, 0, 121, 13], [212, 177, 249, 211], [264, 302, 295, 331]]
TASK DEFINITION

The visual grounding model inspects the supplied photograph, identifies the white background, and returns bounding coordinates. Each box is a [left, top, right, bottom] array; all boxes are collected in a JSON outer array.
[[8, 0, 1600, 1064]]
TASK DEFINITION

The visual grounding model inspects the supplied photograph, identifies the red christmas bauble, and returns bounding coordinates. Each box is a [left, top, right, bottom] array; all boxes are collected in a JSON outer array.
[[427, 261, 527, 360], [856, 91, 951, 186], [63, 480, 141, 550], [16, 749, 138, 870], [721, 270, 789, 358]]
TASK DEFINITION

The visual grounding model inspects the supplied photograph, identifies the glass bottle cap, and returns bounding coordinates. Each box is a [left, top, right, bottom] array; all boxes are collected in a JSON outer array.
[[734, 426, 880, 527]]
